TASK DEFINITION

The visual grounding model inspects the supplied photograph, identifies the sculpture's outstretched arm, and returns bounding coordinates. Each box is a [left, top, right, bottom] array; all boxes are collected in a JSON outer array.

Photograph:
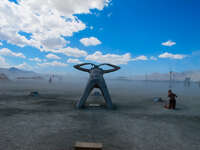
[[99, 63, 120, 73], [74, 63, 94, 72]]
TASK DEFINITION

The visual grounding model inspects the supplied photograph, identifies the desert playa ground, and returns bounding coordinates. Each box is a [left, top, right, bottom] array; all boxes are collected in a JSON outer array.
[[0, 79, 200, 150]]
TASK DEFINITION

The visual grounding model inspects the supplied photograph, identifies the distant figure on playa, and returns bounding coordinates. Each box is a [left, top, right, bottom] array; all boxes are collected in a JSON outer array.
[[74, 63, 120, 109], [184, 77, 191, 87], [49, 76, 52, 84], [164, 89, 177, 110]]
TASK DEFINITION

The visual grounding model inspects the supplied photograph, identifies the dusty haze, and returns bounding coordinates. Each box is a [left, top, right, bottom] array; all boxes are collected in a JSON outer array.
[[0, 78, 200, 150]]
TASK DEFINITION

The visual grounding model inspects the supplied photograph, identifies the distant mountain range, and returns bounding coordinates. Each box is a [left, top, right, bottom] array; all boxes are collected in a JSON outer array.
[[116, 70, 200, 82], [1, 67, 199, 82], [0, 67, 39, 80]]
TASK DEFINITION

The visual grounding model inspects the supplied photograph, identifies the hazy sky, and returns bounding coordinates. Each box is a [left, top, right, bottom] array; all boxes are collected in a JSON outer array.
[[0, 0, 200, 75]]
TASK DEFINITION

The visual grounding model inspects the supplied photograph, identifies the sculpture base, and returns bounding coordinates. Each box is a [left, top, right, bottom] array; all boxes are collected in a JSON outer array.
[[75, 142, 103, 150], [76, 101, 116, 110]]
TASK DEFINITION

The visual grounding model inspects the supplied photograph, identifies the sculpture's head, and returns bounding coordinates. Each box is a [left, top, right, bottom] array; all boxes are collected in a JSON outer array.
[[92, 64, 99, 69]]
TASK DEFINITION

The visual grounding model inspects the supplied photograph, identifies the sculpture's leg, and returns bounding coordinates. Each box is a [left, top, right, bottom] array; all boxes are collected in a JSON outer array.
[[76, 81, 95, 109], [98, 80, 114, 109]]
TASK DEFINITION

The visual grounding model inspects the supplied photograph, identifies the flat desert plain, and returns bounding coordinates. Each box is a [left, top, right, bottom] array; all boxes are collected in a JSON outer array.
[[0, 79, 200, 150]]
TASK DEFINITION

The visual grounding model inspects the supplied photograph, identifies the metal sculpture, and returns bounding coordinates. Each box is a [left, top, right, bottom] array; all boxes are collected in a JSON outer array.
[[74, 63, 120, 109]]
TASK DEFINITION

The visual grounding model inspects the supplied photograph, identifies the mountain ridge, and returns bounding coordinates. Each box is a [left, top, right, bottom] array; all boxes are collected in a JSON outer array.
[[0, 67, 39, 79]]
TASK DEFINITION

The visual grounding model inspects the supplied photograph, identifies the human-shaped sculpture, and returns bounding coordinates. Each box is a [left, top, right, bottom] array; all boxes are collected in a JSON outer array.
[[74, 63, 120, 109]]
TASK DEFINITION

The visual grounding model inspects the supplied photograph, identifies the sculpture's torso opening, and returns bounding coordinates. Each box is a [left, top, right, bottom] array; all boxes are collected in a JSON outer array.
[[89, 68, 104, 81]]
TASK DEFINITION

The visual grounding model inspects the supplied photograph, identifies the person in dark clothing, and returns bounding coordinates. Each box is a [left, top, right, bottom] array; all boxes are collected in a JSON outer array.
[[49, 76, 52, 84], [166, 89, 177, 109]]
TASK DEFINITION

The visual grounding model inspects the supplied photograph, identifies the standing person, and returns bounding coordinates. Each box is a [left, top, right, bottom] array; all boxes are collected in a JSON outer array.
[[49, 76, 52, 84], [168, 89, 177, 109], [74, 63, 120, 109]]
